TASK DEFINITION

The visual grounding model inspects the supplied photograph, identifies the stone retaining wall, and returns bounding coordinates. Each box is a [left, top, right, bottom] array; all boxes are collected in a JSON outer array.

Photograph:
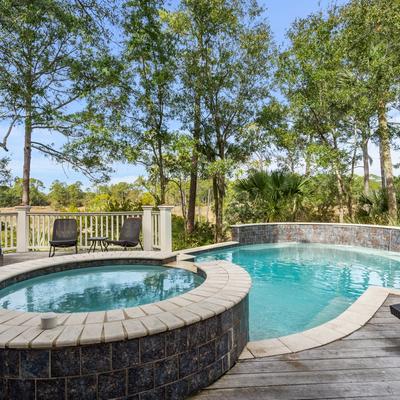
[[231, 223, 400, 251]]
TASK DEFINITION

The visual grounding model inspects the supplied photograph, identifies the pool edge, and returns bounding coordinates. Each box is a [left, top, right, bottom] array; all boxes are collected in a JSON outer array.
[[243, 285, 398, 358]]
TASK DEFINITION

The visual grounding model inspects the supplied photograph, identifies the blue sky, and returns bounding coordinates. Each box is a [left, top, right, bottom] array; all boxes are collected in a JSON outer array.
[[2, 0, 394, 190]]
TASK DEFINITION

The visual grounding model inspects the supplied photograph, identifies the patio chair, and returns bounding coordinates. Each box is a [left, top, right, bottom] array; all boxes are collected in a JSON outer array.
[[105, 217, 143, 251], [49, 219, 78, 257]]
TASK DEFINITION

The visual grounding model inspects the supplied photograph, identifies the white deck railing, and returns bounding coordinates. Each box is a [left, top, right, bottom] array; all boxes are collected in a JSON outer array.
[[0, 206, 172, 253], [0, 212, 17, 252]]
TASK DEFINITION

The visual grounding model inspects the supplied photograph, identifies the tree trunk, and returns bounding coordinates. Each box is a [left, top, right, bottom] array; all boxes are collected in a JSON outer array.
[[206, 188, 211, 223], [187, 94, 201, 234], [178, 180, 187, 233], [22, 104, 32, 206], [158, 138, 166, 205], [334, 169, 344, 223], [362, 137, 370, 195], [212, 174, 224, 242], [379, 140, 386, 190], [378, 101, 397, 221]]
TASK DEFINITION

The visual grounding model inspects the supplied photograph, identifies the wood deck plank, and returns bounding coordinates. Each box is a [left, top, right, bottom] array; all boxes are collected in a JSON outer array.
[[192, 295, 400, 399]]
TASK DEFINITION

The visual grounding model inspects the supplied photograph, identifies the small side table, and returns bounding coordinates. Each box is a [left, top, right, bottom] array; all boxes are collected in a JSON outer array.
[[88, 237, 108, 253]]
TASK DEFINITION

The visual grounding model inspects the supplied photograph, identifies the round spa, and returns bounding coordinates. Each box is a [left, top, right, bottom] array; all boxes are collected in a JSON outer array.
[[0, 253, 250, 400]]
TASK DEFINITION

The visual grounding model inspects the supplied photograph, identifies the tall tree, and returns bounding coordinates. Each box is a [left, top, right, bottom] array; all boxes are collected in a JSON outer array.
[[167, 0, 209, 234], [278, 9, 364, 222], [0, 0, 115, 205], [171, 0, 272, 241], [340, 0, 400, 221], [119, 0, 177, 205]]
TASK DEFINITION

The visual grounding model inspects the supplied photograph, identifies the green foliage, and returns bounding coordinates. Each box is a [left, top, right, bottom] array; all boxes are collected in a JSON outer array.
[[172, 215, 214, 251], [0, 178, 48, 207], [85, 182, 151, 212], [48, 181, 85, 210], [231, 170, 307, 222], [0, 157, 11, 186], [0, 0, 118, 204]]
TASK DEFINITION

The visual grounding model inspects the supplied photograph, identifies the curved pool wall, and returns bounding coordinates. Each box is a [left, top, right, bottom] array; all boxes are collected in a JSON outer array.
[[0, 252, 250, 400], [231, 222, 400, 251]]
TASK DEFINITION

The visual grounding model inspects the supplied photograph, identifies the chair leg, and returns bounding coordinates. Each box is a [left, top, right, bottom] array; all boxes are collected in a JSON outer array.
[[75, 245, 78, 254], [139, 239, 143, 250], [49, 246, 55, 258]]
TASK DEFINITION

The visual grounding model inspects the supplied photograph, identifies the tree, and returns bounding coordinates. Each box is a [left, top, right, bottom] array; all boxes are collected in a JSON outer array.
[[0, 0, 116, 205], [48, 180, 85, 210], [236, 170, 307, 222], [170, 0, 272, 241], [340, 0, 400, 221], [278, 9, 365, 222], [115, 0, 178, 205]]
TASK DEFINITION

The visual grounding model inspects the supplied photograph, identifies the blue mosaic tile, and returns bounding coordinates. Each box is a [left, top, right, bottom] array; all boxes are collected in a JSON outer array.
[[51, 347, 80, 377], [66, 375, 97, 400], [81, 344, 111, 374], [128, 364, 154, 395], [20, 350, 49, 379], [154, 356, 178, 387], [98, 370, 126, 400]]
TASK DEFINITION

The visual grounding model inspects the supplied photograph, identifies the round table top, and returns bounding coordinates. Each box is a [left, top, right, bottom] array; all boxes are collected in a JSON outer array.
[[88, 237, 108, 241]]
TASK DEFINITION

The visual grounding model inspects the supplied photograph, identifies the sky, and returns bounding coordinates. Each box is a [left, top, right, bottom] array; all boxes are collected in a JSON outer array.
[[2, 0, 397, 190]]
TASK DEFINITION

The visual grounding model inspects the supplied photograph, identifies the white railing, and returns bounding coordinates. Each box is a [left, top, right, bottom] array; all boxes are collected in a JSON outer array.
[[0, 212, 17, 252], [0, 206, 172, 253], [28, 211, 144, 250]]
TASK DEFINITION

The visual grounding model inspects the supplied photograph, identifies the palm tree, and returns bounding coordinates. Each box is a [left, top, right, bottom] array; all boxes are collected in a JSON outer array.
[[236, 170, 307, 221]]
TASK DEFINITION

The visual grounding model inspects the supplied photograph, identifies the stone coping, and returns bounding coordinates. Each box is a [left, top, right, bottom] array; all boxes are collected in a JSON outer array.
[[241, 286, 398, 359], [176, 241, 239, 257], [0, 252, 251, 349]]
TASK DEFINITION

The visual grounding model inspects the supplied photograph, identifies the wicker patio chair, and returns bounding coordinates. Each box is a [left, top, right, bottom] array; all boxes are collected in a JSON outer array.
[[49, 219, 78, 257], [105, 217, 143, 251]]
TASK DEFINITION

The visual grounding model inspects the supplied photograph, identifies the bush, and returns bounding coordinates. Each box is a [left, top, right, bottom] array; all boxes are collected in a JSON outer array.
[[172, 215, 214, 251]]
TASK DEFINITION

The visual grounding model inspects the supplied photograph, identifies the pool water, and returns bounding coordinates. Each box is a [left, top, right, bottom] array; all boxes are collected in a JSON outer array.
[[0, 265, 204, 313], [196, 243, 400, 341]]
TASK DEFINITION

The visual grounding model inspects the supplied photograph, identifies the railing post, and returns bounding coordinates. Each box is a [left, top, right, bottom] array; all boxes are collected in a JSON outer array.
[[15, 205, 31, 253], [142, 206, 153, 251], [158, 205, 174, 253]]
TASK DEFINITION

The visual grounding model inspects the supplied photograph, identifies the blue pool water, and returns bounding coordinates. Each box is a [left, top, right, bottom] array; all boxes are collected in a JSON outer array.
[[196, 243, 400, 340], [0, 265, 204, 313]]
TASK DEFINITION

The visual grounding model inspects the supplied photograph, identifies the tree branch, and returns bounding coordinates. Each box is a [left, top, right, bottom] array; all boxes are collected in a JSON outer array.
[[0, 116, 18, 151]]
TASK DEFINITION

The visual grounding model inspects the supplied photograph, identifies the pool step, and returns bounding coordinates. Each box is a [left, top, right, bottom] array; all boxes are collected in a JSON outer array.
[[164, 260, 197, 273], [305, 296, 351, 329]]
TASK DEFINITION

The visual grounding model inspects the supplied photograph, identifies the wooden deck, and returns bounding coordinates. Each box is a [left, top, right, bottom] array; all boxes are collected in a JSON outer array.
[[193, 295, 400, 399]]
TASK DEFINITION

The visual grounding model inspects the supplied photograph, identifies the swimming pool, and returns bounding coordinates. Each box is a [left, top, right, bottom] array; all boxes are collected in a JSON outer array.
[[196, 243, 400, 340], [0, 264, 204, 313]]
